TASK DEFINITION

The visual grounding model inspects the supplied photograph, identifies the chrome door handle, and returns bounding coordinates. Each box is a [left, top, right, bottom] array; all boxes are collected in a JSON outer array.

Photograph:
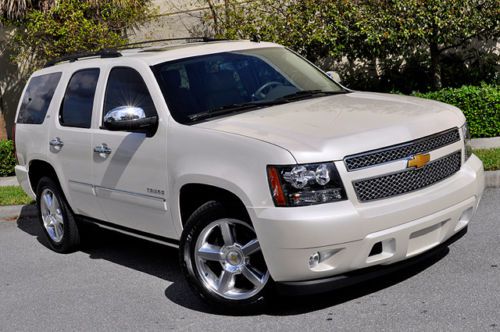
[[49, 137, 64, 148], [94, 143, 112, 155]]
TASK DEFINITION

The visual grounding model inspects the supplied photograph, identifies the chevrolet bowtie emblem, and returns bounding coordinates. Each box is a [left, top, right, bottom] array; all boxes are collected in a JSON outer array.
[[407, 153, 431, 169]]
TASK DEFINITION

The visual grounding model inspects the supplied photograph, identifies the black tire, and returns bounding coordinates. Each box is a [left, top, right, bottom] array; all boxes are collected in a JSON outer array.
[[36, 176, 80, 253], [179, 201, 271, 310]]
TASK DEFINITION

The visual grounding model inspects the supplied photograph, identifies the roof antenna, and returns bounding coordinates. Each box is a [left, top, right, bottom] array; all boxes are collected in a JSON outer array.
[[251, 34, 261, 43]]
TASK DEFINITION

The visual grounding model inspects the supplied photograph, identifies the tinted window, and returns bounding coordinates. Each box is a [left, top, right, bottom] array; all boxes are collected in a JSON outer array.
[[60, 69, 99, 128], [152, 47, 345, 124], [17, 72, 62, 124], [103, 67, 156, 119]]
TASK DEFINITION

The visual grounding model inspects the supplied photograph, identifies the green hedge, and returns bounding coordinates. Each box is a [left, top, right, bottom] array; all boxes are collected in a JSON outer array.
[[0, 140, 16, 177], [412, 83, 499, 138]]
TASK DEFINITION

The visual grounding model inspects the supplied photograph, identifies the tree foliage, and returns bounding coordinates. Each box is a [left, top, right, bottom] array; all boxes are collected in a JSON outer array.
[[205, 0, 354, 62], [0, 0, 153, 140], [360, 0, 499, 89], [2, 0, 152, 64], [202, 0, 499, 92]]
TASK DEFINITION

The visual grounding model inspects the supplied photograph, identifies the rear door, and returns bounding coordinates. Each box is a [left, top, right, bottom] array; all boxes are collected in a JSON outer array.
[[15, 72, 62, 170], [48, 68, 105, 219], [91, 65, 172, 238]]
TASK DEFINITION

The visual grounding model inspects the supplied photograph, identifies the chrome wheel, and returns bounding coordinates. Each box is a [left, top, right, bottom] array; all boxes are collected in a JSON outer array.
[[194, 218, 269, 300], [40, 188, 64, 243]]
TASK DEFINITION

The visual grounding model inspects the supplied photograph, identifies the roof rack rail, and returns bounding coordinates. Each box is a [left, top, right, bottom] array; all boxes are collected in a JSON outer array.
[[44, 49, 122, 68], [118, 36, 227, 49], [43, 37, 226, 67]]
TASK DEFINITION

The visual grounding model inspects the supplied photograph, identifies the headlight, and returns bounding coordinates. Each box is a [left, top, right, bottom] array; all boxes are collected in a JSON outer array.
[[267, 162, 347, 207], [461, 123, 472, 161]]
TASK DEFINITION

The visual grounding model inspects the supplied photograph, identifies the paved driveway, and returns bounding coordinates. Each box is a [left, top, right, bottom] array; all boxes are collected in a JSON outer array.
[[1, 189, 499, 331]]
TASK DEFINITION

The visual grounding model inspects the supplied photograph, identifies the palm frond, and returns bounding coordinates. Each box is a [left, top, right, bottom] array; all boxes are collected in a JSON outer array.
[[0, 0, 32, 19], [1, 0, 147, 20]]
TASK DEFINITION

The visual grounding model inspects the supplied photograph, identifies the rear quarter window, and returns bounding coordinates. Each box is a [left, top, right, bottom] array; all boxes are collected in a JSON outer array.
[[17, 72, 62, 124]]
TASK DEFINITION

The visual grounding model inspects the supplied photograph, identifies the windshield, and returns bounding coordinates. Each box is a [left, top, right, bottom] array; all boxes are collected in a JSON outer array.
[[152, 47, 346, 124]]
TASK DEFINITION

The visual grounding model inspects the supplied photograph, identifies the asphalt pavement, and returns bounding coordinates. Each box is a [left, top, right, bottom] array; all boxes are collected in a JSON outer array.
[[0, 190, 499, 332]]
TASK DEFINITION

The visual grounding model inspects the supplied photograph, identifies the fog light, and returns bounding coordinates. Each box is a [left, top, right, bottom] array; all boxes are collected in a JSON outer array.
[[309, 252, 320, 268]]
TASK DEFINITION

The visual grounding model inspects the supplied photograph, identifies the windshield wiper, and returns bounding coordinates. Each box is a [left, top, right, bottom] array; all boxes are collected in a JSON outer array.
[[277, 89, 347, 102], [189, 100, 288, 122], [188, 90, 348, 122]]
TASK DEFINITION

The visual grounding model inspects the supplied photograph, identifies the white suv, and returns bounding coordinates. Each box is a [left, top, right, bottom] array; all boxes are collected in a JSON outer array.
[[14, 40, 485, 307]]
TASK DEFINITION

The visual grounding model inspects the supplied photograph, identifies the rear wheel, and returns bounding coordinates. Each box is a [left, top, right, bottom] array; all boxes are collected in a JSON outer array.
[[180, 201, 270, 308], [36, 177, 80, 253]]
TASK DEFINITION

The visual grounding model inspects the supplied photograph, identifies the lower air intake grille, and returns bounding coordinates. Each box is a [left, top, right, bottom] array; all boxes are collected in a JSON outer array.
[[353, 151, 461, 202]]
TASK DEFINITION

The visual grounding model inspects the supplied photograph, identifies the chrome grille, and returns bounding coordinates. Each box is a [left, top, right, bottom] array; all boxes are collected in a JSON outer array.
[[353, 151, 461, 202], [344, 128, 460, 171]]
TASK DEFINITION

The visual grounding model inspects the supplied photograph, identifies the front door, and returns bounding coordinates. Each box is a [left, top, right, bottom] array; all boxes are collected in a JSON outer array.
[[92, 66, 172, 238]]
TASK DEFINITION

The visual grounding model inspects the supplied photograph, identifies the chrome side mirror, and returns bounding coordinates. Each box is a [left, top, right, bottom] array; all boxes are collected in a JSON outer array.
[[103, 106, 158, 131], [325, 71, 342, 83]]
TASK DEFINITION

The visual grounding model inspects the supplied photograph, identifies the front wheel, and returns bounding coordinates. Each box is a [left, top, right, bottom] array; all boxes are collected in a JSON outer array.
[[179, 201, 270, 308]]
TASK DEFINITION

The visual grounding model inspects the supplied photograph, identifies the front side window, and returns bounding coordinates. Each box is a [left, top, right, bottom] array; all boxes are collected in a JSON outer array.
[[17, 72, 62, 124], [103, 67, 157, 120], [60, 69, 100, 128], [152, 47, 346, 124]]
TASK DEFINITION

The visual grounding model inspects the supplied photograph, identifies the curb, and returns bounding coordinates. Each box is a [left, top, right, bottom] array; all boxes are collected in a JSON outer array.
[[0, 204, 37, 221], [0, 176, 19, 187], [471, 137, 500, 150]]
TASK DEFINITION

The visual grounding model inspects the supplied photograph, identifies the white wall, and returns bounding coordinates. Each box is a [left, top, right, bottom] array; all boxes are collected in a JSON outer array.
[[129, 0, 209, 42]]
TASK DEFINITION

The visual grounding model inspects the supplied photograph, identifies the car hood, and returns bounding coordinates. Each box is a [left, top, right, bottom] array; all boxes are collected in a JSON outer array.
[[196, 92, 465, 163]]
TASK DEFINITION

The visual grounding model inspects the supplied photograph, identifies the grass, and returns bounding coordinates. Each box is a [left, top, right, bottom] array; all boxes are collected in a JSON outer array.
[[0, 186, 34, 206], [473, 148, 500, 171]]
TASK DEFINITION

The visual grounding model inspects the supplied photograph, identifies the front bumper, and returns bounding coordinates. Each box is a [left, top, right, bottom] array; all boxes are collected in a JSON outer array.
[[250, 154, 484, 282], [275, 226, 467, 296]]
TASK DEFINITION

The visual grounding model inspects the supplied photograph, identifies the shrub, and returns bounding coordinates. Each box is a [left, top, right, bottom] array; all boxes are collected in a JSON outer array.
[[473, 148, 500, 171], [0, 140, 16, 176], [413, 84, 500, 138]]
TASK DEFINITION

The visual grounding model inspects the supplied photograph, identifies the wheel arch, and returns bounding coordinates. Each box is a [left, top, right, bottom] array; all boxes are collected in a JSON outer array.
[[28, 159, 61, 195], [178, 183, 251, 228]]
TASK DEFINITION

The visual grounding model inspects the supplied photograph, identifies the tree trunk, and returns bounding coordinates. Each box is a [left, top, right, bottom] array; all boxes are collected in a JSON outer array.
[[429, 23, 442, 90], [206, 0, 220, 35], [224, 0, 230, 28], [429, 41, 442, 90], [0, 95, 7, 140], [368, 56, 379, 81], [0, 112, 7, 140]]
